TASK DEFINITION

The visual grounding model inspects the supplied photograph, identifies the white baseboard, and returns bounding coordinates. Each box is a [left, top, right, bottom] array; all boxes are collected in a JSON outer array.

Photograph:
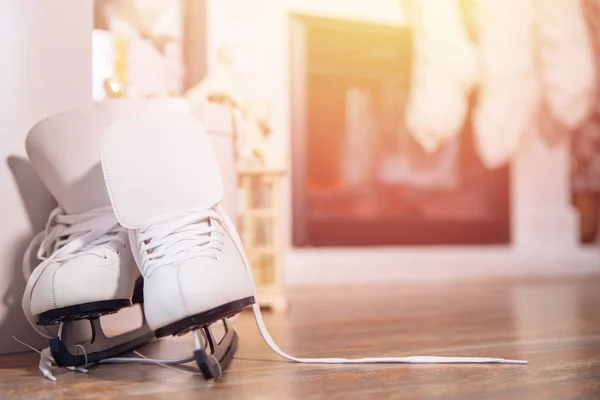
[[284, 246, 600, 285]]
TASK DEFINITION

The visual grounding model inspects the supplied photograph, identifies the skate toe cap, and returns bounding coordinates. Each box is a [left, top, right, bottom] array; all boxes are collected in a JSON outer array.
[[144, 257, 254, 330], [29, 253, 136, 316]]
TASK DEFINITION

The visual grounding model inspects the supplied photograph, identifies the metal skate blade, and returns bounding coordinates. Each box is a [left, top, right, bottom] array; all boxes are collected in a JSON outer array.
[[50, 308, 154, 368], [192, 320, 238, 380], [100, 111, 223, 229]]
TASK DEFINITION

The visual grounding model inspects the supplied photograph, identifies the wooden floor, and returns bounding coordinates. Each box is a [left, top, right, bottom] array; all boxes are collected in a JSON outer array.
[[1, 276, 600, 399]]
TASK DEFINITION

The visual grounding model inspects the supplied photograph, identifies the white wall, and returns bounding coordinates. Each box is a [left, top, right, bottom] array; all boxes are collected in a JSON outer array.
[[207, 0, 599, 285], [0, 0, 93, 354]]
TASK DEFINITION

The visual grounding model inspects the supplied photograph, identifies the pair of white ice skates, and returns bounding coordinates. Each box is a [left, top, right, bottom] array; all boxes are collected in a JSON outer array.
[[22, 110, 525, 382], [22, 110, 254, 379]]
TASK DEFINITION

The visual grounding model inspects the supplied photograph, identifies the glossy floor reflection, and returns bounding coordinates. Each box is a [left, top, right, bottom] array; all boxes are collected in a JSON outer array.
[[1, 276, 599, 399]]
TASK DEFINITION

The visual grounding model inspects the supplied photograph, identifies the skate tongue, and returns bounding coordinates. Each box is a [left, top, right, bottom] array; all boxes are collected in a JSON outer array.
[[26, 109, 116, 214], [100, 112, 223, 229]]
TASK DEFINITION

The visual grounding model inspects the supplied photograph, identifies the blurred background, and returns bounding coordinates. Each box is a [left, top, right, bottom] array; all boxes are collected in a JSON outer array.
[[3, 0, 600, 297], [92, 0, 600, 286]]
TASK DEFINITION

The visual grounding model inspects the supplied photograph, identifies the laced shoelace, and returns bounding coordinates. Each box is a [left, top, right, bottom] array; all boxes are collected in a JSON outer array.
[[130, 208, 226, 278], [116, 205, 527, 367], [22, 205, 127, 339]]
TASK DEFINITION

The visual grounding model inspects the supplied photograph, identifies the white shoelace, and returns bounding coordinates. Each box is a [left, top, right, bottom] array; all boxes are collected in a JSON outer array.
[[21, 205, 127, 339], [126, 205, 527, 366], [131, 208, 226, 278], [27, 205, 525, 381]]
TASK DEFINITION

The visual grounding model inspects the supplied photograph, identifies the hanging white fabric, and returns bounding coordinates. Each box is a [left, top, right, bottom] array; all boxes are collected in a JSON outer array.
[[404, 0, 477, 153], [572, 0, 600, 192], [472, 0, 540, 169], [535, 0, 596, 131], [584, 0, 600, 92]]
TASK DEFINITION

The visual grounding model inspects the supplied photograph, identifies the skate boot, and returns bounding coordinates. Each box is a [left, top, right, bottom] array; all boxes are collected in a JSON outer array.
[[22, 109, 153, 373], [100, 112, 527, 380], [101, 112, 254, 378]]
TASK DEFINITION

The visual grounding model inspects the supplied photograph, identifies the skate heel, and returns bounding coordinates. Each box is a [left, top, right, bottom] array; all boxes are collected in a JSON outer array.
[[35, 299, 132, 326]]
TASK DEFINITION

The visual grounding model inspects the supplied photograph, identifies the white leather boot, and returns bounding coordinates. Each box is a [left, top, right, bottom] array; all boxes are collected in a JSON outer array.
[[101, 112, 255, 337], [101, 111, 254, 378], [22, 109, 141, 338]]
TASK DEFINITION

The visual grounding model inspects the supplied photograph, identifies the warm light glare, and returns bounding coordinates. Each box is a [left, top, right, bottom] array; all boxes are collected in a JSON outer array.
[[109, 82, 121, 93]]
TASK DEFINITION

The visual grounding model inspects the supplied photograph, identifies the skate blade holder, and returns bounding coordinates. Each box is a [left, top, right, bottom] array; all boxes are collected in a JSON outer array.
[[49, 314, 154, 368], [192, 319, 238, 380]]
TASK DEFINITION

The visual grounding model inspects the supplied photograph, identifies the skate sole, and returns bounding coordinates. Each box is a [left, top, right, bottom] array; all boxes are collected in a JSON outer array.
[[36, 299, 131, 325], [154, 296, 255, 338]]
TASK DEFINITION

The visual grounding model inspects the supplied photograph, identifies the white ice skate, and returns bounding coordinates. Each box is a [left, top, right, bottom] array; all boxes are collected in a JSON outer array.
[[22, 110, 153, 375], [101, 112, 254, 378], [100, 112, 527, 380]]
